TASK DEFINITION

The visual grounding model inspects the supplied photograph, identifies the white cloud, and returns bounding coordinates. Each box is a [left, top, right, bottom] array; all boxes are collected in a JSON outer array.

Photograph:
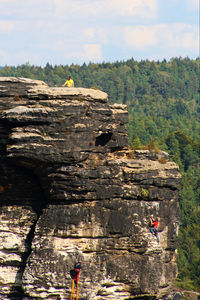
[[63, 43, 103, 63], [0, 20, 16, 33], [0, 0, 54, 20], [106, 0, 157, 18], [53, 0, 157, 19], [84, 28, 95, 40], [124, 26, 157, 49], [158, 23, 198, 50], [83, 27, 107, 44], [80, 44, 103, 62], [53, 0, 99, 17], [123, 23, 199, 53]]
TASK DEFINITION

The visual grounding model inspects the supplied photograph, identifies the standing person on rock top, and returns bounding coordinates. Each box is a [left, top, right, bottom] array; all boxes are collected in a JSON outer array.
[[149, 214, 159, 242], [62, 75, 74, 87]]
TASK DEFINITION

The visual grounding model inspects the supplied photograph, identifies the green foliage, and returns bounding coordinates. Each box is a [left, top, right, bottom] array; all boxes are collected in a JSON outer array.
[[177, 166, 200, 291], [0, 57, 199, 290], [164, 132, 200, 291], [140, 188, 149, 198], [129, 136, 142, 150]]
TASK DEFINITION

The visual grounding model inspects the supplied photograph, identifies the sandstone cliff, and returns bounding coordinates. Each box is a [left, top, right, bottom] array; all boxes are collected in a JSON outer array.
[[0, 77, 181, 300]]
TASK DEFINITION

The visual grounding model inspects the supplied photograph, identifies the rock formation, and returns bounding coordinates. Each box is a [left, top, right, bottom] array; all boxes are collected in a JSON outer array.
[[0, 77, 181, 300]]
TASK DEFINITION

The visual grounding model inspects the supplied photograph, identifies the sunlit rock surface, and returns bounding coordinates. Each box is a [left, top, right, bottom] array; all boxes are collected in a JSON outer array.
[[0, 77, 181, 299]]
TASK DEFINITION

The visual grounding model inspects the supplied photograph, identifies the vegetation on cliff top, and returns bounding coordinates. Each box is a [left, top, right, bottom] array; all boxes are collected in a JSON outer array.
[[0, 57, 199, 291]]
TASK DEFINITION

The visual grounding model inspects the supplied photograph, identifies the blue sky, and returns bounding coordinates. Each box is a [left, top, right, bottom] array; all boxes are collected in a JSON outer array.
[[0, 0, 199, 66]]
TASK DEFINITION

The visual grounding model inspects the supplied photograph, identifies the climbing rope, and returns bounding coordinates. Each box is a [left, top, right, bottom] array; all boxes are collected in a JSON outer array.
[[70, 279, 79, 300], [76, 282, 79, 300], [70, 279, 75, 300]]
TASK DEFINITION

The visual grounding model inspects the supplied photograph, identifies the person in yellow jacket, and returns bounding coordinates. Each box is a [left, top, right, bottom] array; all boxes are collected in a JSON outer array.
[[62, 76, 74, 87]]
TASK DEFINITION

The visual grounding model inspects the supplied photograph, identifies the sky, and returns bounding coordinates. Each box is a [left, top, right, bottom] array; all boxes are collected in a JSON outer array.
[[0, 0, 199, 66]]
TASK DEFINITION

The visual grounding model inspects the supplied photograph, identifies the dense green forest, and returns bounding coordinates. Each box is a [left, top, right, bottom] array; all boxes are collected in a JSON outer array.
[[0, 57, 199, 291]]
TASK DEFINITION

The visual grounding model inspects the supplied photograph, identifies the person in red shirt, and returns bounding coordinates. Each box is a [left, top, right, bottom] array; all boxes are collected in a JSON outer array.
[[70, 261, 82, 300], [150, 215, 159, 242], [70, 261, 82, 285], [73, 261, 82, 285]]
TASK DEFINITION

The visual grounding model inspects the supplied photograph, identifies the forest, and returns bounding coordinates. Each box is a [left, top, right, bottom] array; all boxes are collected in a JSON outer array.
[[0, 57, 199, 291]]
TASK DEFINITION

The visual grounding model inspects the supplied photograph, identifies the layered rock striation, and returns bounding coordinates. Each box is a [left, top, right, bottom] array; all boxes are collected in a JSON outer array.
[[0, 77, 181, 300]]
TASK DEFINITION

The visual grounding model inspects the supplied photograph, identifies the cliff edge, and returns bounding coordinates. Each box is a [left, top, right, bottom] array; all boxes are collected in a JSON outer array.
[[0, 77, 181, 300]]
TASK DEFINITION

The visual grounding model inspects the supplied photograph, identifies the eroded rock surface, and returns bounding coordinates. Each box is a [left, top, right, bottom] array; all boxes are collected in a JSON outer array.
[[0, 77, 181, 299]]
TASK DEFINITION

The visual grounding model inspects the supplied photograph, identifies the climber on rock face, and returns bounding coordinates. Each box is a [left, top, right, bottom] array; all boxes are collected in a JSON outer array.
[[70, 260, 82, 300], [70, 261, 82, 285], [149, 214, 159, 242]]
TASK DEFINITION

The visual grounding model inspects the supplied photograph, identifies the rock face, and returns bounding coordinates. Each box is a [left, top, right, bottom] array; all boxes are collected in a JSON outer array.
[[0, 77, 181, 300]]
